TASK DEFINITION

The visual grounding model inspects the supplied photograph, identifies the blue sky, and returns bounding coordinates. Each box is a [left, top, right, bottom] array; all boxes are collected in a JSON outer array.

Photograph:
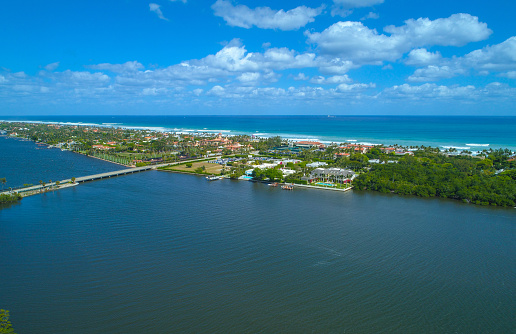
[[1, 0, 515, 115]]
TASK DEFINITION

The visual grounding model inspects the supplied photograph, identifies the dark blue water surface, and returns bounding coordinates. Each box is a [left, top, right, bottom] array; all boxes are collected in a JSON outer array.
[[0, 136, 121, 188], [2, 115, 516, 150], [1, 139, 515, 333]]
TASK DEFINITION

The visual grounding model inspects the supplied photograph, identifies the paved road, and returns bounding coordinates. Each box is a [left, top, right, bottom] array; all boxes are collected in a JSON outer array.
[[1, 156, 219, 196]]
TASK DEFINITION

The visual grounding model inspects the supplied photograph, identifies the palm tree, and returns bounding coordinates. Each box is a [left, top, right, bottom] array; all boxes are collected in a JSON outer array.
[[0, 178, 6, 191]]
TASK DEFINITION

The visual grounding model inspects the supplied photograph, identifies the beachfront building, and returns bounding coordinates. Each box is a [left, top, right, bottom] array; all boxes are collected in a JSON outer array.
[[295, 141, 326, 149], [308, 168, 355, 184], [394, 149, 414, 156], [268, 146, 304, 154], [381, 147, 396, 154], [334, 152, 350, 158], [225, 143, 242, 151], [340, 144, 374, 153]]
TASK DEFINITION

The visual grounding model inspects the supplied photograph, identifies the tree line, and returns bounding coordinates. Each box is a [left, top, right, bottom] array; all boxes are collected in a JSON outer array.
[[354, 150, 516, 207]]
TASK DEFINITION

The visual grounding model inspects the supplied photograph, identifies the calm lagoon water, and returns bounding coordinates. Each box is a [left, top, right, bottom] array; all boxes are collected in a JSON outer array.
[[0, 136, 122, 188], [1, 139, 515, 333]]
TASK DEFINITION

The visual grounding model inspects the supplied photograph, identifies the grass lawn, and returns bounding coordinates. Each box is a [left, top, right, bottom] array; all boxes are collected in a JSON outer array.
[[165, 161, 223, 174]]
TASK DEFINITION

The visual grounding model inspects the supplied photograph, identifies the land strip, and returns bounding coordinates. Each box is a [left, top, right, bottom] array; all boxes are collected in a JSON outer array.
[[2, 121, 516, 207]]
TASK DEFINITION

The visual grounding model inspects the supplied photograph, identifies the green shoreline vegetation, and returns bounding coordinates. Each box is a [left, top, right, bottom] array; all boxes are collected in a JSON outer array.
[[1, 121, 516, 207], [0, 309, 16, 334], [354, 149, 516, 206], [0, 193, 22, 204]]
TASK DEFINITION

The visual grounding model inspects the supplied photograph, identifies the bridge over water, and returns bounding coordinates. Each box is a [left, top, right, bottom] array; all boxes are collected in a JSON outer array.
[[1, 157, 217, 197], [73, 165, 154, 183]]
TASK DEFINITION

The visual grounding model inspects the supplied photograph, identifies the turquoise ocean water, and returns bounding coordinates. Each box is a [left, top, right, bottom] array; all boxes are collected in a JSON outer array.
[[2, 115, 516, 151]]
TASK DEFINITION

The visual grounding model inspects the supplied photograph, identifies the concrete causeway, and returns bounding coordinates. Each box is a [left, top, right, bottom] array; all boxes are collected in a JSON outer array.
[[1, 158, 215, 197], [73, 165, 154, 183]]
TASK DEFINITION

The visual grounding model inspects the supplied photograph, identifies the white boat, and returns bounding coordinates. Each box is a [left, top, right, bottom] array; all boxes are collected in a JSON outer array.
[[206, 175, 223, 181]]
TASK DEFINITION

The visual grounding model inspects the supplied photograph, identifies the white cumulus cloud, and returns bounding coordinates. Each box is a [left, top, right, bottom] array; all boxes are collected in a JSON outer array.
[[405, 36, 516, 82], [361, 12, 379, 20], [207, 85, 225, 96], [382, 82, 516, 102], [142, 87, 167, 96], [405, 49, 442, 66], [306, 14, 492, 65], [44, 62, 60, 71], [499, 71, 516, 79], [384, 13, 492, 47], [310, 75, 352, 84], [237, 72, 261, 85], [336, 82, 375, 92], [408, 65, 465, 82], [212, 0, 324, 30], [462, 36, 516, 71], [293, 73, 309, 81], [383, 83, 477, 100], [306, 21, 403, 63], [150, 3, 168, 21]]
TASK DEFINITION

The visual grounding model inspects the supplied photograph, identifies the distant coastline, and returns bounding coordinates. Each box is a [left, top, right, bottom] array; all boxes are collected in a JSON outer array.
[[1, 120, 515, 207], [2, 115, 516, 151]]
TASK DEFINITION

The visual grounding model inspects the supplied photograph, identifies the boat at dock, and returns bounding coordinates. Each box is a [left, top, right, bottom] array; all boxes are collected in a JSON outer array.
[[269, 182, 279, 187], [281, 185, 293, 190], [206, 175, 223, 181]]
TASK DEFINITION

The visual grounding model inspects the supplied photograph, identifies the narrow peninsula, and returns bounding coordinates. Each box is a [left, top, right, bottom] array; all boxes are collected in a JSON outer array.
[[1, 121, 515, 207]]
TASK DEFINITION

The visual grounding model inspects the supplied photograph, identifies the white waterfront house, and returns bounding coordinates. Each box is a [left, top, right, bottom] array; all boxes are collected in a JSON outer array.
[[254, 163, 278, 169], [279, 168, 296, 176], [309, 168, 355, 183]]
